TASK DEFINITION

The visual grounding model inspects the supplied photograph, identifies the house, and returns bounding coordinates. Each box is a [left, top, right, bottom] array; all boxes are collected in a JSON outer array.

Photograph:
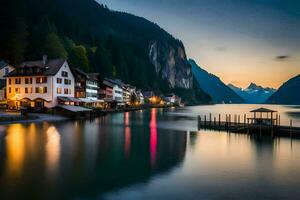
[[104, 78, 124, 105], [0, 61, 14, 101], [164, 93, 182, 105], [73, 69, 100, 100], [99, 79, 115, 109], [136, 90, 144, 104], [5, 57, 75, 109]]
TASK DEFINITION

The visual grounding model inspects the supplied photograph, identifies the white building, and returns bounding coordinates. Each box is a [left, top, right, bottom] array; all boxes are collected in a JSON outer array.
[[112, 84, 123, 103], [0, 61, 14, 101], [6, 58, 75, 109], [86, 74, 99, 101]]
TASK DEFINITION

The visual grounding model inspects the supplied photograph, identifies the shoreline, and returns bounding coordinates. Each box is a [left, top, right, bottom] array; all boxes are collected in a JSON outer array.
[[0, 105, 172, 125]]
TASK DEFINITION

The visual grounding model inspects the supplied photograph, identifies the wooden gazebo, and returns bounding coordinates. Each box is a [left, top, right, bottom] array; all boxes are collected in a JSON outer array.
[[248, 107, 278, 126]]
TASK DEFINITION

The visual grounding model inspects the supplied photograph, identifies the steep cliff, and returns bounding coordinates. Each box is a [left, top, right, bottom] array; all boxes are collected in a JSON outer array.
[[149, 41, 192, 89]]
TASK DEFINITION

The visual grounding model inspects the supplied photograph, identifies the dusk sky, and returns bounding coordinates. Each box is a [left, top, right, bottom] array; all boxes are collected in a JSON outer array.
[[97, 0, 300, 89]]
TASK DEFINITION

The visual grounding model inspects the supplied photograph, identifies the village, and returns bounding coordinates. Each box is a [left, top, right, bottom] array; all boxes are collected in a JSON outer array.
[[0, 56, 182, 120]]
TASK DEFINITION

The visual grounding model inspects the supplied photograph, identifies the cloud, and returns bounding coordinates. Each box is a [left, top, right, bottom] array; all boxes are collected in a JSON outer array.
[[215, 46, 227, 52], [275, 55, 290, 61]]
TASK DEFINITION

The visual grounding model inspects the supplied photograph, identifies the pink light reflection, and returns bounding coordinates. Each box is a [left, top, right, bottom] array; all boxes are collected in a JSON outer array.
[[150, 109, 157, 168]]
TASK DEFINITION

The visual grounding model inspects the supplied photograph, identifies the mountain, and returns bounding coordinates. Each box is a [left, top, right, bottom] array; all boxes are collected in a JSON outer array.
[[228, 83, 276, 103], [189, 59, 244, 103], [266, 74, 300, 105], [0, 0, 210, 104]]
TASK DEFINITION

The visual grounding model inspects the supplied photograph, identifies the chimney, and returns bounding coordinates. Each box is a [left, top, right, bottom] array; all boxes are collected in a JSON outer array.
[[43, 55, 48, 65]]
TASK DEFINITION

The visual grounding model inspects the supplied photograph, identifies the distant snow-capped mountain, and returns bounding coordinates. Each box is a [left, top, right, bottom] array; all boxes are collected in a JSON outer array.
[[228, 83, 276, 103]]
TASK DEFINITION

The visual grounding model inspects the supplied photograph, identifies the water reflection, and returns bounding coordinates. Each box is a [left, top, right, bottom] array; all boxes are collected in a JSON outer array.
[[0, 110, 187, 199], [5, 124, 26, 176], [46, 125, 61, 174], [150, 109, 158, 168], [0, 108, 300, 199]]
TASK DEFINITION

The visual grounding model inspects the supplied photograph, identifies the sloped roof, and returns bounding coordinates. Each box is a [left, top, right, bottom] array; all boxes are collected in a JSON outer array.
[[250, 107, 277, 113], [0, 61, 8, 69], [6, 58, 66, 77]]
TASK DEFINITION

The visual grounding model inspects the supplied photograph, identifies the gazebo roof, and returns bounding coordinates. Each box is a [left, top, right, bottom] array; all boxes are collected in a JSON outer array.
[[250, 107, 277, 113]]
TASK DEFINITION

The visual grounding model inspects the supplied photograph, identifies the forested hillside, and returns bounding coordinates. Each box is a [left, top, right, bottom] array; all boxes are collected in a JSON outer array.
[[0, 0, 211, 104]]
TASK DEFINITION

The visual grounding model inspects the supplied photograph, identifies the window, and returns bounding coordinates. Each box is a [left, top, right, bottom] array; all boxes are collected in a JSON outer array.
[[57, 78, 62, 84], [69, 80, 71, 85], [25, 88, 28, 94], [25, 87, 33, 94], [69, 88, 71, 94], [35, 87, 46, 94], [15, 78, 21, 84], [8, 78, 11, 85], [8, 87, 11, 93], [36, 77, 47, 84], [25, 78, 32, 84], [15, 88, 20, 93], [57, 88, 62, 94], [64, 88, 68, 94], [61, 71, 68, 77], [64, 79, 69, 85]]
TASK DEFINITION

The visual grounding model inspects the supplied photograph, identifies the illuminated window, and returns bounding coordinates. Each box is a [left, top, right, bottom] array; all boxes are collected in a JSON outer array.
[[36, 77, 47, 84], [15, 88, 20, 93], [57, 78, 62, 84], [43, 87, 47, 93], [8, 87, 11, 93], [64, 79, 69, 85], [57, 88, 62, 94], [15, 78, 21, 84], [35, 87, 46, 93], [25, 78, 32, 84], [64, 88, 68, 94]]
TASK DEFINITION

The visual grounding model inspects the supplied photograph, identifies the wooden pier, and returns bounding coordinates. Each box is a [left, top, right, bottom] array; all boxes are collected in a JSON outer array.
[[197, 107, 300, 138]]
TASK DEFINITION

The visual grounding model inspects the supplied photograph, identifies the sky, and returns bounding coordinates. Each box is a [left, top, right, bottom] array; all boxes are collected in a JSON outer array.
[[97, 0, 300, 89]]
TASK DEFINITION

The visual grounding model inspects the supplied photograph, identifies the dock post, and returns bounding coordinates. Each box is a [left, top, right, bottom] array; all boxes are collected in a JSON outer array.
[[279, 115, 281, 126], [209, 113, 212, 127], [244, 114, 246, 127], [214, 117, 216, 126], [290, 120, 293, 138], [198, 115, 201, 130], [219, 114, 221, 127], [204, 115, 207, 128]]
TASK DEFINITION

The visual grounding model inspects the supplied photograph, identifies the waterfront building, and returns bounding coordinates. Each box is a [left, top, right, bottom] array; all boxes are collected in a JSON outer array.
[[136, 90, 144, 104], [0, 61, 14, 101], [5, 57, 75, 109], [104, 78, 124, 105], [164, 93, 182, 105], [73, 69, 100, 100]]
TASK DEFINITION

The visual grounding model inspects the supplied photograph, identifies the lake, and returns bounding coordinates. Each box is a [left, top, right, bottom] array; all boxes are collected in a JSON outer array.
[[0, 104, 300, 199]]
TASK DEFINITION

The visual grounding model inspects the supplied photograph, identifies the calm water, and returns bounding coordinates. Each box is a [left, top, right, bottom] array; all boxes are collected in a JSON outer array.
[[0, 104, 300, 200]]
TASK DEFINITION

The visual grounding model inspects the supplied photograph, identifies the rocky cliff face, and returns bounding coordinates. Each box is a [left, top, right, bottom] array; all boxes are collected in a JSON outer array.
[[149, 40, 192, 89]]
